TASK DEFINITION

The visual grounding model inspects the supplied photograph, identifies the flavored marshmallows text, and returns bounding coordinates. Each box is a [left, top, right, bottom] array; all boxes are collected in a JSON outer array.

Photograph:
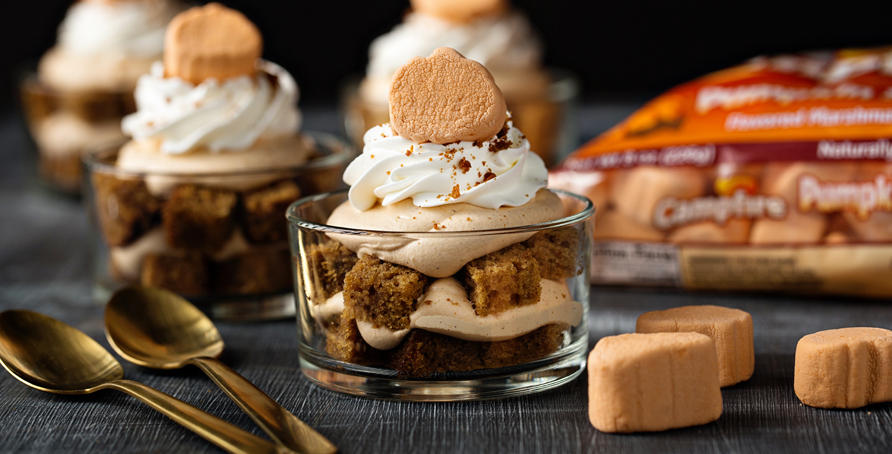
[[653, 190, 787, 230], [724, 106, 892, 132]]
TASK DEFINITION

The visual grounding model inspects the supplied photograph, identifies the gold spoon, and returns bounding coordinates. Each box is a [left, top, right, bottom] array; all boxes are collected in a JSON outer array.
[[0, 309, 291, 454], [104, 286, 336, 454]]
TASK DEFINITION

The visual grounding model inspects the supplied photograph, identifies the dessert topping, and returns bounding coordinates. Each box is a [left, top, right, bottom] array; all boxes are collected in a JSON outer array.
[[163, 3, 262, 84], [344, 47, 547, 211], [345, 118, 546, 211], [389, 47, 507, 144], [121, 61, 300, 154]]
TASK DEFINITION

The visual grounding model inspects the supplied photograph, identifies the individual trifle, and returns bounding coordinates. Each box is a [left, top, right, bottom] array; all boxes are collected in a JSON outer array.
[[85, 3, 353, 319], [21, 0, 185, 194], [342, 0, 578, 168], [290, 48, 593, 400]]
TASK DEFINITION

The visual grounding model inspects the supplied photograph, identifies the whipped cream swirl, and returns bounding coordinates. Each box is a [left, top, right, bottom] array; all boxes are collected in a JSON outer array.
[[344, 117, 548, 211], [366, 11, 542, 83], [122, 61, 301, 154], [57, 0, 182, 57]]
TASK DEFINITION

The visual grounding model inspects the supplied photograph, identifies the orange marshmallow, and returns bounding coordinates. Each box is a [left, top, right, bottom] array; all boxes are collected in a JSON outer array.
[[608, 167, 706, 228], [163, 3, 262, 85], [750, 212, 827, 244], [588, 332, 722, 433], [794, 327, 892, 409], [388, 47, 507, 144], [593, 210, 665, 242], [636, 305, 755, 387]]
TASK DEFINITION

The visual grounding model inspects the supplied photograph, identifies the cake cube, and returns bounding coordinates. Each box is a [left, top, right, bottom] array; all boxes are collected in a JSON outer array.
[[213, 249, 293, 295], [524, 227, 580, 280], [588, 332, 723, 433], [463, 243, 541, 316], [636, 305, 754, 387], [325, 314, 381, 365], [162, 184, 237, 253], [386, 329, 485, 376], [386, 324, 566, 378], [242, 180, 301, 244], [92, 173, 160, 246], [140, 253, 209, 295], [794, 327, 892, 409], [481, 323, 567, 370], [306, 240, 359, 300], [343, 256, 428, 330]]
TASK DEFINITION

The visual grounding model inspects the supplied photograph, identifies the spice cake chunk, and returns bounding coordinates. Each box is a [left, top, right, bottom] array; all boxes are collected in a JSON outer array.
[[343, 256, 428, 330], [92, 173, 161, 246], [242, 180, 301, 244], [588, 332, 722, 433], [307, 240, 359, 300], [162, 184, 237, 253], [386, 324, 566, 377], [636, 305, 754, 387], [524, 226, 580, 280], [325, 314, 381, 365], [463, 243, 541, 316], [140, 252, 209, 295], [794, 327, 892, 409]]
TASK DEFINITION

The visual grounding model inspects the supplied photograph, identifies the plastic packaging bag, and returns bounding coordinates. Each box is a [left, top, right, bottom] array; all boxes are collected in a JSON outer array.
[[551, 46, 892, 297]]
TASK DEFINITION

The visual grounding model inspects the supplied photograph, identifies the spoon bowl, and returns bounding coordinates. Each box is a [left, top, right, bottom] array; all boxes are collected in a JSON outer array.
[[106, 286, 223, 369], [105, 286, 337, 454], [0, 309, 294, 454], [0, 310, 122, 393]]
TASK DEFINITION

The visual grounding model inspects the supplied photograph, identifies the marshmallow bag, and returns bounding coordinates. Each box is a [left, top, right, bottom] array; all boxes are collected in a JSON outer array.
[[550, 46, 892, 297]]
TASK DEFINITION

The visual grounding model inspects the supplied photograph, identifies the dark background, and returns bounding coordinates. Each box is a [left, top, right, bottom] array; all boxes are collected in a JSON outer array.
[[2, 0, 892, 108]]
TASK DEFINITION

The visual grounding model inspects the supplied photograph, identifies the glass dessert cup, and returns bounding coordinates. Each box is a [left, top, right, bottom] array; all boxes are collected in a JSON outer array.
[[287, 189, 594, 401], [84, 132, 355, 320], [341, 69, 580, 168], [20, 72, 135, 196]]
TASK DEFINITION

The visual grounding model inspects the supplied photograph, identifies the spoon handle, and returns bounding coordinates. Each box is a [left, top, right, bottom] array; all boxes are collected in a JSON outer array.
[[103, 379, 291, 454], [189, 357, 337, 454]]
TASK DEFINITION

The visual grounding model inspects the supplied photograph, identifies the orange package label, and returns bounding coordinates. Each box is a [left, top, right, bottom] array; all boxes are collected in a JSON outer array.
[[560, 47, 892, 172]]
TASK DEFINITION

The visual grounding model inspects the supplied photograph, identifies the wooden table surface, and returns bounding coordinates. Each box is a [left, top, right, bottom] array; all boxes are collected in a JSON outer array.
[[1, 108, 891, 454]]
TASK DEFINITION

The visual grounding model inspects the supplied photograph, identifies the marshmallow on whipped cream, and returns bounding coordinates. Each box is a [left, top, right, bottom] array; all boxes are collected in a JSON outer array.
[[114, 3, 313, 194]]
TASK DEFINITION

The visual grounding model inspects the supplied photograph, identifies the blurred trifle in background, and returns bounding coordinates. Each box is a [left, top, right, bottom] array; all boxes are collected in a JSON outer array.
[[342, 0, 578, 168], [20, 0, 186, 194], [84, 3, 353, 319]]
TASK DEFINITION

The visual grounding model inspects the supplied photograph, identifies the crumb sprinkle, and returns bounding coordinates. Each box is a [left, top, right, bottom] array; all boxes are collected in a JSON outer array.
[[458, 157, 471, 174], [450, 184, 461, 199]]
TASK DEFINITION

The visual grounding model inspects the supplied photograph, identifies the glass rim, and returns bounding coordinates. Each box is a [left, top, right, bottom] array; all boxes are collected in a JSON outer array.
[[82, 130, 357, 178], [286, 188, 594, 237]]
